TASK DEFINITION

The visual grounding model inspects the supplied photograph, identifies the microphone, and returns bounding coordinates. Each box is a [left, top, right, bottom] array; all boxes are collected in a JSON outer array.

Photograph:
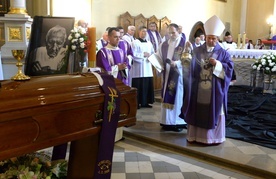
[[166, 58, 171, 64]]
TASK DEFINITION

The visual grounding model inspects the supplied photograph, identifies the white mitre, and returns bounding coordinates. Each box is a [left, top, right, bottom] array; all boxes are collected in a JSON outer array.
[[204, 15, 225, 36]]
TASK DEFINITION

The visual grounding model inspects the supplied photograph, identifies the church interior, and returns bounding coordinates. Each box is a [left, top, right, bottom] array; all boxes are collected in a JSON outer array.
[[0, 0, 276, 178]]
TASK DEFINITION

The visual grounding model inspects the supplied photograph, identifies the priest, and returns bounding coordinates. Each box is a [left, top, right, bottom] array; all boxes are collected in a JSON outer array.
[[180, 15, 234, 144], [96, 27, 131, 86], [155, 23, 187, 132], [146, 22, 162, 52], [131, 26, 155, 108]]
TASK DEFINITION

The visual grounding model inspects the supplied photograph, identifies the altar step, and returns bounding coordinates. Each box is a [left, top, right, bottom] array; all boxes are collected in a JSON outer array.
[[124, 102, 276, 179], [123, 124, 276, 179]]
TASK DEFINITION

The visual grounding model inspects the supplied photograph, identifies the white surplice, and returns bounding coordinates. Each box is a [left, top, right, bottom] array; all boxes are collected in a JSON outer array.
[[131, 39, 154, 78]]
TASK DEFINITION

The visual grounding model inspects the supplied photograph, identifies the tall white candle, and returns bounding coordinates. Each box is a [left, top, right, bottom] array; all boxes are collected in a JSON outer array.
[[10, 0, 26, 9], [237, 34, 241, 49], [242, 33, 246, 48]]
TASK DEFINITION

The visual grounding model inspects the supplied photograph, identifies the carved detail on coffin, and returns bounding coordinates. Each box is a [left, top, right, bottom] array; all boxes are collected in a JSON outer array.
[[0, 118, 39, 150]]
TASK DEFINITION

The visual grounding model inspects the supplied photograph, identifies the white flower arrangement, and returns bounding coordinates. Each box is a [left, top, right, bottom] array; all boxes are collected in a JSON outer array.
[[252, 52, 276, 74], [67, 26, 90, 57]]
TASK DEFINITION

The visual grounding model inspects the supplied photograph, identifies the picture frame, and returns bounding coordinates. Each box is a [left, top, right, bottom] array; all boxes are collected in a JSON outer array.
[[0, 0, 10, 16], [25, 16, 75, 76]]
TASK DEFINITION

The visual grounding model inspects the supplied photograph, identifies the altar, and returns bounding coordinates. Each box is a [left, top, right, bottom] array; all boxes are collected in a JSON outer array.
[[228, 49, 276, 87]]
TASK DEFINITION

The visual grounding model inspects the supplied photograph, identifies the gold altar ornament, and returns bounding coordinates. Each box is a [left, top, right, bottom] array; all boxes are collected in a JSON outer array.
[[8, 7, 28, 15], [181, 52, 192, 68], [26, 27, 31, 40], [8, 27, 22, 41], [11, 50, 30, 81]]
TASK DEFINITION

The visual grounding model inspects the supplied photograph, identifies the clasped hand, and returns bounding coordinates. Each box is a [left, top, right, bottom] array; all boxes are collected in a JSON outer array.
[[118, 63, 127, 70], [208, 58, 217, 66], [144, 52, 150, 58], [166, 59, 176, 67]]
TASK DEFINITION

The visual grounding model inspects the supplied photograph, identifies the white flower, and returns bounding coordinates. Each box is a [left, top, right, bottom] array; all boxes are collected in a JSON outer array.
[[80, 42, 85, 48], [71, 45, 76, 50], [68, 35, 72, 40], [252, 52, 276, 74], [67, 26, 89, 57], [74, 33, 80, 38], [71, 39, 77, 43], [79, 37, 84, 43]]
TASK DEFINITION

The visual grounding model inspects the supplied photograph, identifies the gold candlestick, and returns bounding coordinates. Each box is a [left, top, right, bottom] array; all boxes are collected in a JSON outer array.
[[11, 50, 30, 81]]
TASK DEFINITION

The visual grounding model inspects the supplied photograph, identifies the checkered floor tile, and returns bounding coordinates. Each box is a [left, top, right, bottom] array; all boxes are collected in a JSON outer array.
[[111, 139, 256, 179]]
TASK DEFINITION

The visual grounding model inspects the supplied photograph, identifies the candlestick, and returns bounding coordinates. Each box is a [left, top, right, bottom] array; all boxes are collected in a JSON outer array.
[[242, 33, 246, 49], [237, 34, 241, 49], [88, 27, 96, 67]]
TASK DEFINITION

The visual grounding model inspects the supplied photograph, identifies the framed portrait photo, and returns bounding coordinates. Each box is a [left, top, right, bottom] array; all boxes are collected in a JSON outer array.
[[25, 16, 75, 76]]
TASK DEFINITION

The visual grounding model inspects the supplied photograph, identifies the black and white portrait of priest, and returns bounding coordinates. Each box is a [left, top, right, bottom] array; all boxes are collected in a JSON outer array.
[[25, 16, 75, 76]]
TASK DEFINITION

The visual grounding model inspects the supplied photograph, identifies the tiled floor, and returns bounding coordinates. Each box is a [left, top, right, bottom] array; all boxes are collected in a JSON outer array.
[[112, 138, 259, 179], [115, 101, 276, 179]]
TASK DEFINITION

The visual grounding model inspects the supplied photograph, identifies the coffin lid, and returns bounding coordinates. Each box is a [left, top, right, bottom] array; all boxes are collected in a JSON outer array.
[[0, 74, 133, 115]]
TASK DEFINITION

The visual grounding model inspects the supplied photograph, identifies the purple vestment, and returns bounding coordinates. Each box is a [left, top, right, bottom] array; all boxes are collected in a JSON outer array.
[[147, 30, 162, 52], [118, 40, 134, 58], [101, 39, 108, 48], [180, 44, 234, 129], [181, 33, 186, 44], [161, 37, 185, 105], [96, 46, 130, 86]]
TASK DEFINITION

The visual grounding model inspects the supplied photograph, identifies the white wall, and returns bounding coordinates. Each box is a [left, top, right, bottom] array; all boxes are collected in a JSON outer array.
[[52, 0, 92, 27], [91, 0, 241, 39], [45, 0, 245, 41], [26, 0, 275, 43]]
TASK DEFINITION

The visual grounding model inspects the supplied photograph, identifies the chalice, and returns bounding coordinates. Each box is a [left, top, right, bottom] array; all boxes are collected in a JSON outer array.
[[11, 50, 30, 81]]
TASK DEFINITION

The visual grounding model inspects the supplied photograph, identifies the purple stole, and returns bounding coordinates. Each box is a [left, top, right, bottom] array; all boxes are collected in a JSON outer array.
[[101, 39, 108, 48], [94, 73, 121, 178], [118, 40, 134, 58], [161, 37, 185, 107], [147, 30, 162, 52]]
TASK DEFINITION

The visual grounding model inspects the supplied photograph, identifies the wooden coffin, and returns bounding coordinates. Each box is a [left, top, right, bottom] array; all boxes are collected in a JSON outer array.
[[0, 73, 137, 178]]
